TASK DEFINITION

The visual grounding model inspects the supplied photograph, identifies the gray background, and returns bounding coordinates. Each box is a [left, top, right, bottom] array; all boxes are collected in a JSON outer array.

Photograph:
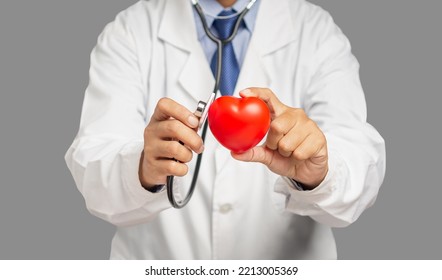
[[0, 0, 440, 259]]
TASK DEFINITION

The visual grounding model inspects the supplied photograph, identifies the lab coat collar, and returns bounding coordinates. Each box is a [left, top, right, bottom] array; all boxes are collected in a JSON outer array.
[[253, 0, 298, 56], [235, 0, 298, 92], [158, 0, 198, 52], [158, 0, 298, 102], [159, 0, 215, 103]]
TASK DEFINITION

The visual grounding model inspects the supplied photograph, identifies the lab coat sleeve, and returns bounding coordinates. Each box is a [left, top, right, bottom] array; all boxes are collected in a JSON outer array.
[[65, 9, 171, 227], [273, 8, 386, 228]]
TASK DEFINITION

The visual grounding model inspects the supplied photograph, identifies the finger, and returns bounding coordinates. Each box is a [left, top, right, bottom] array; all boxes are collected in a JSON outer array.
[[140, 151, 190, 185], [155, 159, 189, 177], [231, 146, 274, 166], [152, 97, 199, 128], [276, 127, 306, 158], [156, 140, 193, 163], [292, 134, 324, 161], [239, 88, 287, 118], [265, 113, 297, 150], [155, 119, 204, 154]]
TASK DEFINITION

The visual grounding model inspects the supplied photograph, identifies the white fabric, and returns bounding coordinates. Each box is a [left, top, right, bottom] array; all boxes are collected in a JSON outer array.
[[65, 0, 386, 259]]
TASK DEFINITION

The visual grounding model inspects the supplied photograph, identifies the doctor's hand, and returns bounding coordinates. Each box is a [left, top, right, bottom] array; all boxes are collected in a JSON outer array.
[[139, 98, 204, 190], [232, 88, 328, 190]]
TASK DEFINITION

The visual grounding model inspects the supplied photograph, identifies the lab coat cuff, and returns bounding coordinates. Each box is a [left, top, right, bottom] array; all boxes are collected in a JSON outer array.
[[285, 178, 307, 191], [273, 149, 346, 216]]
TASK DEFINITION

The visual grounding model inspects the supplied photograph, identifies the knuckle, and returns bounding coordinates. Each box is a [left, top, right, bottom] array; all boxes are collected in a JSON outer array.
[[294, 108, 306, 117], [322, 135, 327, 147], [157, 97, 170, 111], [168, 142, 192, 163], [270, 119, 285, 134], [143, 146, 154, 160], [292, 109, 307, 122], [163, 120, 179, 135], [165, 160, 188, 177], [293, 149, 308, 160], [278, 139, 292, 153], [307, 119, 317, 128], [143, 126, 149, 138], [181, 149, 193, 163], [144, 124, 155, 138], [266, 142, 277, 151], [144, 141, 160, 159], [168, 141, 181, 157], [264, 135, 277, 149], [142, 152, 155, 168], [164, 160, 179, 174], [316, 133, 326, 146]]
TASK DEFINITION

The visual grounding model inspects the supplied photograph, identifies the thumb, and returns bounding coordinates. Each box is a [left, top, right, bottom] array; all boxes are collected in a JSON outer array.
[[231, 146, 273, 165]]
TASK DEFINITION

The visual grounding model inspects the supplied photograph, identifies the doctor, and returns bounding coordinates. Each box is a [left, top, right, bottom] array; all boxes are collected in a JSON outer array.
[[66, 0, 385, 259]]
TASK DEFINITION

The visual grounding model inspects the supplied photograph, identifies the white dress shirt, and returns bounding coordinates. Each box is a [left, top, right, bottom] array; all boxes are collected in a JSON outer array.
[[65, 0, 386, 259]]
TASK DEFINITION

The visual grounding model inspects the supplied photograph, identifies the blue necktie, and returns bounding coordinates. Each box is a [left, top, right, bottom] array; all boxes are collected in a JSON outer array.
[[210, 10, 240, 96]]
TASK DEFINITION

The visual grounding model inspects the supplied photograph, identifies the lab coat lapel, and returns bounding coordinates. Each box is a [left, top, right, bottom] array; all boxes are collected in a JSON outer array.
[[254, 0, 299, 56], [236, 0, 298, 93], [158, 0, 214, 103]]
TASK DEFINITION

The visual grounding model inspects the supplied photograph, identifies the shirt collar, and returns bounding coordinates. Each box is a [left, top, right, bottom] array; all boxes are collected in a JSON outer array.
[[193, 0, 260, 40]]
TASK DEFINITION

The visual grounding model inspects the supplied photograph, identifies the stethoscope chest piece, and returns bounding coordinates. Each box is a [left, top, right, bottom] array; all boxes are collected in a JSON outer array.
[[195, 92, 216, 129]]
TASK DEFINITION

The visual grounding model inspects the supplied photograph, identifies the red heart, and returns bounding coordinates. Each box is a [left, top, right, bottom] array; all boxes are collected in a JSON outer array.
[[208, 96, 271, 153]]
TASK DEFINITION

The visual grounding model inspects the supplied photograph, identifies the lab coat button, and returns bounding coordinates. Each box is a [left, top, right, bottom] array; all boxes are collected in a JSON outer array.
[[219, 204, 233, 214]]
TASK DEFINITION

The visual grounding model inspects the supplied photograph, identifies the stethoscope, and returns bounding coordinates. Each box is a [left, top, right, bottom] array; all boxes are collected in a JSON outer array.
[[167, 0, 258, 208]]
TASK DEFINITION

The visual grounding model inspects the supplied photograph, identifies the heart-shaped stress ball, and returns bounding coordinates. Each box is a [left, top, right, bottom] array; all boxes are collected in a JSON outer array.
[[208, 96, 271, 153]]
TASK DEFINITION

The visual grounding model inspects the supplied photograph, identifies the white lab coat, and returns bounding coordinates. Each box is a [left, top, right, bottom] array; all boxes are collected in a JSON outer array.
[[65, 0, 386, 259]]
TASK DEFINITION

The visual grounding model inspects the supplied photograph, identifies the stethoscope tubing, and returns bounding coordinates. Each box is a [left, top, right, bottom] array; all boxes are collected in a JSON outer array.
[[167, 0, 255, 209]]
